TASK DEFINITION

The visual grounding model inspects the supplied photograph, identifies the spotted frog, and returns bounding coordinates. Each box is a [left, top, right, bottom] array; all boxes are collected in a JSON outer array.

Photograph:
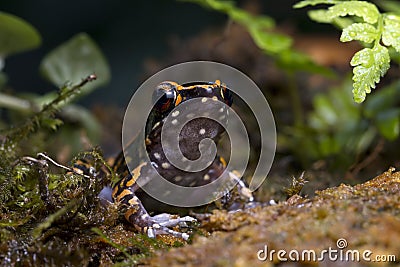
[[110, 80, 254, 240]]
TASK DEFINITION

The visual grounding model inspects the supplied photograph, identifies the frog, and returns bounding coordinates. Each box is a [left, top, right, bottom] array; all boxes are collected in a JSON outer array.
[[110, 80, 255, 240]]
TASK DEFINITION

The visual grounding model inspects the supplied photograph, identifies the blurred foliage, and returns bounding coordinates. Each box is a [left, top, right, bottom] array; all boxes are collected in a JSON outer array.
[[295, 0, 400, 103], [0, 14, 110, 158], [187, 0, 400, 171], [40, 33, 110, 97], [284, 78, 400, 168], [0, 11, 119, 262], [0, 11, 41, 70], [182, 0, 334, 76]]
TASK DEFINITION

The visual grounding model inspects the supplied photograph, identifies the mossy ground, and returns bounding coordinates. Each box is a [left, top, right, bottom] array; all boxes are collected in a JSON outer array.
[[1, 151, 399, 266], [145, 168, 400, 267]]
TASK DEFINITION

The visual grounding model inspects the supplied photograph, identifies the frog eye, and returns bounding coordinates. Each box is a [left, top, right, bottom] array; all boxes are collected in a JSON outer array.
[[153, 81, 178, 113]]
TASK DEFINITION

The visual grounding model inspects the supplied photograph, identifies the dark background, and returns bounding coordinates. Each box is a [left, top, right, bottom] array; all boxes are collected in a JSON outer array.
[[1, 0, 321, 107]]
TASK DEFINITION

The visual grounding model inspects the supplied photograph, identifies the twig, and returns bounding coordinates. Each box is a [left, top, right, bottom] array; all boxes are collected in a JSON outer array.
[[346, 138, 385, 179]]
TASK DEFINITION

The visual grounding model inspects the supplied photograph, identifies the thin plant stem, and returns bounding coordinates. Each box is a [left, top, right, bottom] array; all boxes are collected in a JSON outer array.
[[286, 72, 304, 127]]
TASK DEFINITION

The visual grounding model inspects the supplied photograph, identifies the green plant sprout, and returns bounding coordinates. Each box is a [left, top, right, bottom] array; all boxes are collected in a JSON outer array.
[[295, 0, 400, 103]]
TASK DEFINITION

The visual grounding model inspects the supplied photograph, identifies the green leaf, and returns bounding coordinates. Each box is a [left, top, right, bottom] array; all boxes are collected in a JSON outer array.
[[375, 108, 400, 140], [308, 9, 334, 23], [249, 27, 292, 53], [185, 0, 275, 30], [229, 9, 274, 29], [326, 1, 380, 24], [311, 94, 339, 128], [40, 33, 110, 95], [364, 81, 400, 117], [351, 45, 390, 103], [277, 50, 335, 77], [354, 127, 376, 153], [308, 9, 354, 28], [382, 14, 400, 53], [61, 104, 101, 143], [0, 12, 41, 61], [203, 0, 235, 11], [340, 23, 378, 43], [351, 47, 374, 67], [332, 16, 355, 29], [182, 0, 237, 15], [294, 0, 340, 9]]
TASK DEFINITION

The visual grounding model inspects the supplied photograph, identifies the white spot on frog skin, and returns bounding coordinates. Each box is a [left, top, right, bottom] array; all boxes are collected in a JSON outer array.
[[171, 110, 180, 117], [203, 174, 210, 181], [189, 181, 197, 186], [161, 162, 170, 169], [153, 152, 161, 160], [174, 176, 183, 182], [152, 121, 160, 130], [171, 119, 178, 125], [201, 97, 208, 103], [186, 113, 195, 119], [203, 112, 210, 117], [185, 165, 191, 171], [219, 107, 224, 113], [219, 115, 226, 120], [212, 96, 218, 101], [199, 128, 206, 135]]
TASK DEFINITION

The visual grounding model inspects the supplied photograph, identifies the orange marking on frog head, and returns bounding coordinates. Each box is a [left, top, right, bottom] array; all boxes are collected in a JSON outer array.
[[175, 94, 182, 106]]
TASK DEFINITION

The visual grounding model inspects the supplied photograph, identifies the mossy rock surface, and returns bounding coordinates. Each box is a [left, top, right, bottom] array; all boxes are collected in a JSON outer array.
[[1, 166, 399, 266], [145, 169, 400, 266]]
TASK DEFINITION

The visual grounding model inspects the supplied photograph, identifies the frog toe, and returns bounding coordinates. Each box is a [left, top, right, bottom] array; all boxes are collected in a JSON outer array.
[[139, 213, 196, 240], [149, 225, 191, 240], [152, 213, 197, 227]]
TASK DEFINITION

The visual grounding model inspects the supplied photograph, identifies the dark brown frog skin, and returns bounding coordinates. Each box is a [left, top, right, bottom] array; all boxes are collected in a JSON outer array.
[[110, 80, 254, 239]]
